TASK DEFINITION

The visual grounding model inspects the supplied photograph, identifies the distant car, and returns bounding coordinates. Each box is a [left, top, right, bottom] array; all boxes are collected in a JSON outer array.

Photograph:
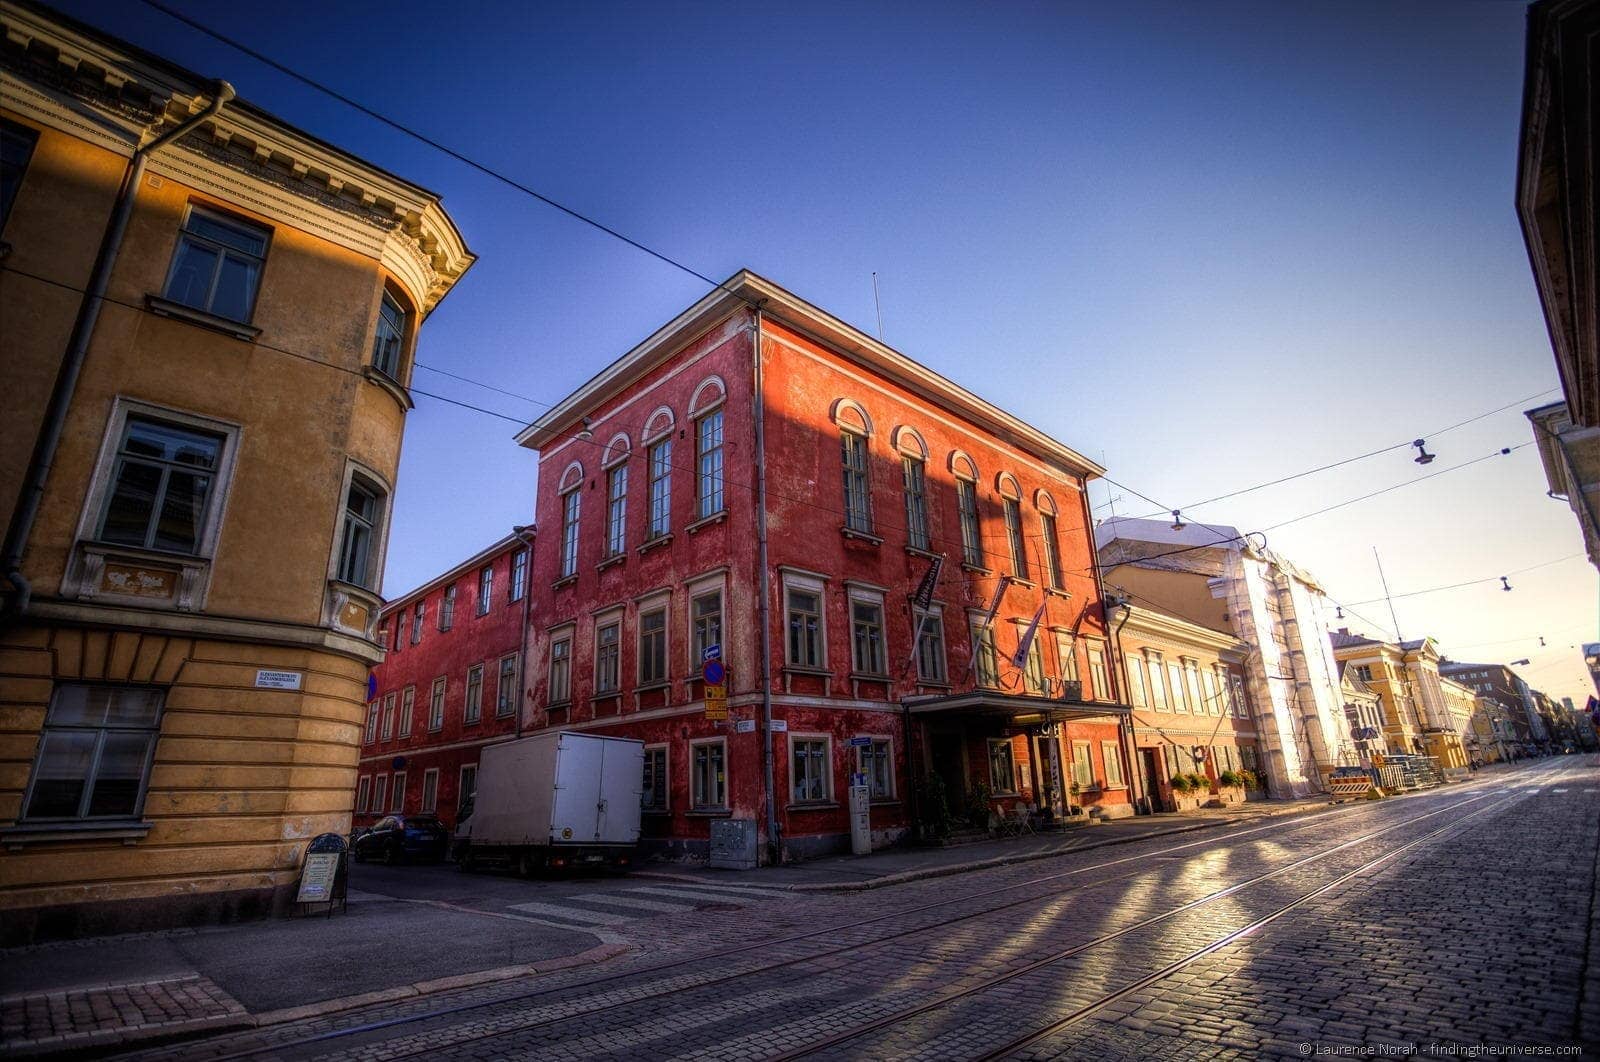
[[351, 814, 449, 865]]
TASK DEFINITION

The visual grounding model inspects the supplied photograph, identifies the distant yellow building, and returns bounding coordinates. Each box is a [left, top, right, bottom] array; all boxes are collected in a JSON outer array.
[[0, 0, 473, 941], [1329, 631, 1467, 770], [1439, 676, 1483, 765]]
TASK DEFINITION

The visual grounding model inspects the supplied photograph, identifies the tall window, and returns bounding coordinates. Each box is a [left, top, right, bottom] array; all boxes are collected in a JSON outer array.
[[391, 771, 406, 813], [1040, 513, 1064, 589], [642, 746, 668, 811], [639, 608, 667, 685], [957, 479, 984, 567], [412, 602, 424, 645], [510, 549, 528, 602], [364, 701, 379, 744], [1146, 652, 1168, 708], [420, 769, 438, 813], [1071, 742, 1094, 789], [23, 685, 162, 821], [548, 635, 572, 704], [1090, 644, 1111, 702], [791, 737, 830, 803], [902, 457, 928, 550], [1102, 741, 1125, 787], [356, 776, 371, 814], [972, 624, 999, 687], [692, 740, 726, 809], [439, 585, 456, 631], [787, 589, 823, 668], [692, 590, 723, 665], [606, 464, 628, 558], [915, 609, 947, 684], [99, 416, 224, 555], [841, 430, 871, 532], [1056, 632, 1080, 682], [596, 622, 621, 694], [394, 612, 408, 651], [161, 206, 269, 322], [647, 439, 672, 538], [1023, 636, 1046, 695], [559, 489, 580, 578], [464, 665, 483, 724], [1004, 498, 1027, 580], [428, 677, 445, 730], [497, 655, 518, 716], [851, 599, 886, 676], [337, 476, 384, 588], [380, 692, 395, 739], [459, 765, 478, 809], [372, 293, 407, 378], [372, 775, 387, 816], [988, 738, 1016, 794], [1128, 656, 1149, 707], [0, 120, 39, 230], [477, 565, 493, 615], [858, 738, 894, 799], [1169, 663, 1189, 712], [696, 411, 724, 518]]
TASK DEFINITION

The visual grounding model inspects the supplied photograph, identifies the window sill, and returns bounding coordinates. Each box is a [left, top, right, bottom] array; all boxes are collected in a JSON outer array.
[[145, 294, 261, 341], [786, 802, 839, 812], [592, 693, 622, 705], [783, 665, 832, 678], [1045, 587, 1073, 600], [362, 366, 415, 412], [638, 534, 673, 556], [597, 554, 626, 573], [2, 820, 153, 850], [551, 575, 578, 591], [1009, 577, 1038, 589], [840, 526, 883, 546], [904, 545, 941, 561], [687, 808, 732, 817], [961, 563, 993, 576], [636, 680, 671, 693], [850, 671, 891, 683], [916, 681, 953, 691], [685, 511, 728, 535]]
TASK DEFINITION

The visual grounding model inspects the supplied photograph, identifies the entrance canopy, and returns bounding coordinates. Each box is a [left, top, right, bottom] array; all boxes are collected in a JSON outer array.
[[905, 690, 1131, 725]]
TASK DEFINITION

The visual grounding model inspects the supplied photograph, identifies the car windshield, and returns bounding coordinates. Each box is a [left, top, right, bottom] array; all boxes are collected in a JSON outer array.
[[404, 817, 444, 829]]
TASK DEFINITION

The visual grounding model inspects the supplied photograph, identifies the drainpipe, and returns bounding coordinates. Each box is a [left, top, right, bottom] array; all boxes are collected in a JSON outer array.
[[1, 81, 236, 619], [512, 525, 536, 740], [1109, 596, 1146, 815], [751, 305, 780, 864]]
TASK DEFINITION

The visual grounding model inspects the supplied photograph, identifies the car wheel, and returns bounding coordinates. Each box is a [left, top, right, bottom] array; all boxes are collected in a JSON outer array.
[[352, 846, 366, 863], [384, 843, 401, 866]]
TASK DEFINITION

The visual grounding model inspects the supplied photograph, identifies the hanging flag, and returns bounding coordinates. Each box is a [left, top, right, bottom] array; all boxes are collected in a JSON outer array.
[[912, 556, 943, 610], [979, 575, 1013, 629], [1010, 602, 1047, 671]]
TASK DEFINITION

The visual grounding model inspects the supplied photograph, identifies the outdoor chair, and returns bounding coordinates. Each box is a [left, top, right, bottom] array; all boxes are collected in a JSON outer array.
[[1010, 804, 1036, 835], [989, 810, 1018, 838]]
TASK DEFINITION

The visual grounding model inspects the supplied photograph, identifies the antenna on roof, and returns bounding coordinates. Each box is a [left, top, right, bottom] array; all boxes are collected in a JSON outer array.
[[871, 272, 885, 341]]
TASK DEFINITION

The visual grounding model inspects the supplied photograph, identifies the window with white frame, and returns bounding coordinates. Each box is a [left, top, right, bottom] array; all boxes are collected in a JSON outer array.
[[464, 665, 482, 724], [439, 585, 456, 631], [161, 205, 269, 322], [421, 768, 439, 813], [1184, 660, 1205, 715], [1003, 498, 1027, 580], [1039, 507, 1065, 589], [1072, 742, 1094, 789], [1089, 642, 1111, 702], [639, 605, 667, 685], [510, 549, 528, 602], [337, 473, 386, 589], [391, 770, 406, 812], [858, 737, 894, 799], [915, 607, 947, 684], [477, 565, 493, 615], [1102, 741, 1125, 787], [364, 701, 379, 744], [1022, 629, 1047, 695], [372, 292, 407, 378], [22, 685, 163, 822], [372, 774, 388, 816], [786, 586, 824, 669], [380, 692, 395, 740], [791, 736, 831, 804], [696, 410, 724, 518], [642, 745, 668, 812], [356, 775, 371, 813], [850, 594, 886, 676], [692, 739, 726, 809], [429, 677, 446, 730], [902, 455, 928, 550], [1128, 655, 1148, 707], [97, 415, 227, 556], [605, 462, 628, 558], [972, 622, 999, 688], [691, 588, 722, 667], [1055, 631, 1080, 682], [954, 464, 984, 567], [559, 482, 581, 579], [1202, 666, 1220, 715], [1169, 662, 1189, 712], [397, 686, 412, 737], [647, 437, 672, 539], [459, 764, 478, 810], [841, 429, 871, 533], [1146, 651, 1168, 708], [988, 738, 1017, 794], [595, 620, 621, 694], [412, 601, 424, 645], [394, 612, 408, 651], [497, 654, 518, 716], [548, 630, 572, 704]]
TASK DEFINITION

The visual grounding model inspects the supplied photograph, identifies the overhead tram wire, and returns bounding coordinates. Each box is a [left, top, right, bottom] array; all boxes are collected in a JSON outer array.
[[1343, 553, 1587, 607]]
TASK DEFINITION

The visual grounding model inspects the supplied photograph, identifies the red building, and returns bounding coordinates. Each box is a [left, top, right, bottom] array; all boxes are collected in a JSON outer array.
[[515, 271, 1130, 863], [355, 533, 532, 832]]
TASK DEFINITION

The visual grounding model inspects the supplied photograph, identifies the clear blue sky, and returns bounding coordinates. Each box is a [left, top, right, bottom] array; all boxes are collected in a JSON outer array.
[[58, 0, 1595, 705]]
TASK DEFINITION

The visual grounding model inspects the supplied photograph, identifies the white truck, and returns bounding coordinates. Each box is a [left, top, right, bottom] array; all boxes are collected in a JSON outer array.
[[454, 731, 644, 875]]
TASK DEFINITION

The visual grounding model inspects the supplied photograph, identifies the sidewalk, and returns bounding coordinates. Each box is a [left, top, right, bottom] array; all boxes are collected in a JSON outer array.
[[0, 794, 1337, 1058]]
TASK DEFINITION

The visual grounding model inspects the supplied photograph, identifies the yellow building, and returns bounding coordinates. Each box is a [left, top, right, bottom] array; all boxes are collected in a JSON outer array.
[[0, 1, 473, 942], [1439, 676, 1482, 766], [1329, 631, 1467, 770]]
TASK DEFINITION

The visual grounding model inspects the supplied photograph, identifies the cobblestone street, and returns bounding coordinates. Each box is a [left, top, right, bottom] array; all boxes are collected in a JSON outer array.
[[106, 757, 1599, 1061]]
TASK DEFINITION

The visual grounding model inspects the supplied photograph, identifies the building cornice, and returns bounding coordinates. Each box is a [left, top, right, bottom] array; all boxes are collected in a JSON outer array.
[[1117, 604, 1245, 658], [378, 533, 524, 620]]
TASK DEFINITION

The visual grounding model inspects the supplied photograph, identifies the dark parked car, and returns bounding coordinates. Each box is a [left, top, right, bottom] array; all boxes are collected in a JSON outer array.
[[352, 815, 449, 865]]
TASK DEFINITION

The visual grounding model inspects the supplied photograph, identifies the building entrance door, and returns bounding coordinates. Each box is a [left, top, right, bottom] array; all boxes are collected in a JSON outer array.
[[1139, 748, 1164, 812], [930, 732, 966, 820]]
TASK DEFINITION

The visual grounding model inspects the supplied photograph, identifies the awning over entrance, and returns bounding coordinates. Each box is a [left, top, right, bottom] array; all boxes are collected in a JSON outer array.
[[905, 690, 1131, 724]]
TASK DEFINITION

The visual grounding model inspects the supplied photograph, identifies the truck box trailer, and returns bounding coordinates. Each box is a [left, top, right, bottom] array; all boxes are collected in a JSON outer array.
[[455, 731, 644, 874]]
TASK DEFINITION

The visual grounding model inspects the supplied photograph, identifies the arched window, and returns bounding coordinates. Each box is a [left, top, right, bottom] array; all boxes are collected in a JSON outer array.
[[1036, 491, 1064, 590], [833, 400, 873, 533], [557, 461, 583, 579], [950, 452, 982, 567], [601, 436, 630, 559], [997, 474, 1027, 580], [688, 376, 726, 417], [642, 406, 675, 444], [894, 428, 930, 550], [642, 408, 675, 539], [830, 398, 874, 437], [601, 433, 631, 468], [690, 380, 725, 519]]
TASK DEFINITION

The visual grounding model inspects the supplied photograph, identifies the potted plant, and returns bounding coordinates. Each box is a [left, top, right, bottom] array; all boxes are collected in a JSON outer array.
[[967, 781, 993, 828], [1067, 780, 1084, 816]]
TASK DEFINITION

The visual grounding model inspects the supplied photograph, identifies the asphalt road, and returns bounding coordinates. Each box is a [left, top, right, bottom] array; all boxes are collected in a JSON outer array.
[[125, 755, 1600, 1059]]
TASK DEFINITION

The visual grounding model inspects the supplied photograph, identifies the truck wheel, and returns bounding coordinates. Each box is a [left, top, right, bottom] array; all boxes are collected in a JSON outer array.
[[455, 845, 475, 873], [516, 850, 541, 878]]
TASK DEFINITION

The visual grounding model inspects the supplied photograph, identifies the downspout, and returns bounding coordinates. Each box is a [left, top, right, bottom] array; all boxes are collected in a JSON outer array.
[[1110, 596, 1146, 814], [752, 305, 780, 864], [512, 525, 535, 740], [1, 81, 236, 619]]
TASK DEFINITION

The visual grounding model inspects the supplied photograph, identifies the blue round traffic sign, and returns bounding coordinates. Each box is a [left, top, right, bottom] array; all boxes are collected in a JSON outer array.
[[703, 660, 726, 685]]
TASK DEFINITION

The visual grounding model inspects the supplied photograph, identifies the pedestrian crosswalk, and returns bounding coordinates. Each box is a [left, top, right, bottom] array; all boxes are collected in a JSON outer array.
[[507, 879, 790, 930]]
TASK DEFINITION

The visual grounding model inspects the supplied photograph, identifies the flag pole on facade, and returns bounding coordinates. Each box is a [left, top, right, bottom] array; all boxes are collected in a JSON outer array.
[[1010, 601, 1047, 671], [902, 555, 944, 677]]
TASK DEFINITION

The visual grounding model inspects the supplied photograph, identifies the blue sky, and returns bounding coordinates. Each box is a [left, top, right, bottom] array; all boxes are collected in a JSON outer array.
[[57, 0, 1594, 705]]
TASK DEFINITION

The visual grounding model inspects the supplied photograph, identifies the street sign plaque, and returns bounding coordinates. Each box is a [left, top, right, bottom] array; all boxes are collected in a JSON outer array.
[[705, 683, 728, 721]]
